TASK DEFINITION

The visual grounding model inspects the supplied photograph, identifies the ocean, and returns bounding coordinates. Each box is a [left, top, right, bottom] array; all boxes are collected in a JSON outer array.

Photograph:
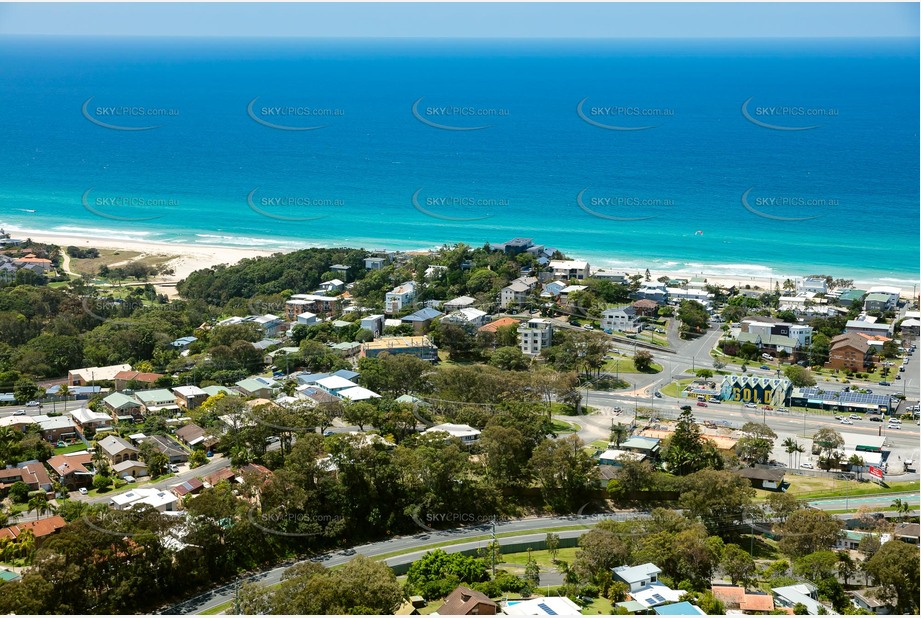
[[0, 36, 917, 285]]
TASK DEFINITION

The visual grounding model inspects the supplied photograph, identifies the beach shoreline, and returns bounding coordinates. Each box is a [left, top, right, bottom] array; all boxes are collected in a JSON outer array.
[[7, 225, 916, 299]]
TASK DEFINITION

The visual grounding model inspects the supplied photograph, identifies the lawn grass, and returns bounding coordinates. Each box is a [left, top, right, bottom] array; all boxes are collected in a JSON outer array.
[[200, 600, 233, 615], [603, 357, 663, 374], [500, 547, 579, 568], [69, 249, 177, 278], [755, 477, 919, 501], [550, 419, 580, 433], [660, 379, 694, 398], [581, 596, 616, 615], [54, 443, 89, 455]]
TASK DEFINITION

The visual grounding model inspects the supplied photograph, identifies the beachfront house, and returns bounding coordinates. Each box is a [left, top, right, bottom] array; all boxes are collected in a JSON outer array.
[[549, 259, 590, 281]]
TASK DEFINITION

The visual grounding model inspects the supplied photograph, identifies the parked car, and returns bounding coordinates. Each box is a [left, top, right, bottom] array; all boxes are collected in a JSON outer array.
[[169, 464, 180, 473], [763, 405, 773, 411], [777, 407, 789, 413], [323, 430, 335, 437], [896, 375, 901, 380], [582, 324, 594, 330], [745, 403, 757, 409], [79, 487, 88, 495], [265, 436, 280, 444], [123, 475, 136, 484]]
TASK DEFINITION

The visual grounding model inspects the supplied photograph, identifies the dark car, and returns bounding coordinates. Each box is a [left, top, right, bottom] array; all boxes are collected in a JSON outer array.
[[879, 381, 890, 386], [869, 417, 883, 422], [654, 391, 662, 398]]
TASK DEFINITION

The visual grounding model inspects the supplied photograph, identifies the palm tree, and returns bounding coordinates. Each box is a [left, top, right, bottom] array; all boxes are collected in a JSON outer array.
[[27, 494, 52, 519], [892, 498, 911, 522], [782, 437, 799, 468]]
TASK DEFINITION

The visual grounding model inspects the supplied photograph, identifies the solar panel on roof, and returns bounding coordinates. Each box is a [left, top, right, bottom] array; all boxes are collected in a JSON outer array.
[[538, 603, 557, 615], [653, 594, 666, 603]]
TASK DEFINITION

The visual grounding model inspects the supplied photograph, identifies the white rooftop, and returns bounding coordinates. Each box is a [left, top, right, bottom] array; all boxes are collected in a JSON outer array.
[[423, 423, 481, 439], [338, 386, 380, 401]]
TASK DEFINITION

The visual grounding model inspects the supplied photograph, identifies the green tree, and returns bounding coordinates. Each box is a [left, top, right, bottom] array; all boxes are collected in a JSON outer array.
[[663, 408, 722, 476], [189, 449, 208, 468], [8, 480, 30, 503], [783, 365, 817, 387], [862, 540, 920, 614], [634, 350, 654, 372], [891, 498, 911, 522], [680, 469, 755, 537], [721, 544, 757, 587], [794, 550, 839, 582], [779, 509, 843, 558], [528, 435, 598, 512], [13, 378, 39, 404], [489, 346, 530, 371], [545, 532, 560, 560]]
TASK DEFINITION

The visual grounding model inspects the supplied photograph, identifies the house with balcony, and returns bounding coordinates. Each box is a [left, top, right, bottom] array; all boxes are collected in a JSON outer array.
[[549, 259, 590, 281], [519, 318, 553, 356], [601, 306, 639, 333], [385, 281, 416, 314]]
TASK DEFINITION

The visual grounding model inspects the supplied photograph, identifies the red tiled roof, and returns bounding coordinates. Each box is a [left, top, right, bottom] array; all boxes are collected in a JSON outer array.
[[740, 593, 775, 612], [113, 371, 164, 382], [0, 515, 67, 540], [478, 317, 520, 333]]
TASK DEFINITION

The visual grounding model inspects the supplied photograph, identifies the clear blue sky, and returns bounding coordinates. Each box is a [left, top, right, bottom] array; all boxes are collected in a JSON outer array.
[[0, 2, 917, 38]]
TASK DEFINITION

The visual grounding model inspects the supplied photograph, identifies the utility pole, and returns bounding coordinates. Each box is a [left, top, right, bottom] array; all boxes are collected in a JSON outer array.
[[491, 518, 497, 577]]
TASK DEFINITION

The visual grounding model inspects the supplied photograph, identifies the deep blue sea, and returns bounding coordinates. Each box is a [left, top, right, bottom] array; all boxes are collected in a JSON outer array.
[[0, 36, 918, 284]]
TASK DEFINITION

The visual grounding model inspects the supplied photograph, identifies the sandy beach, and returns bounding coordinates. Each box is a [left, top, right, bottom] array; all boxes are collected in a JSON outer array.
[[6, 226, 912, 300]]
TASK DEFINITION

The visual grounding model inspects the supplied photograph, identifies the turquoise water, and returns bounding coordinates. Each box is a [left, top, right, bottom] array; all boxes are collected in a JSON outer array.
[[0, 36, 917, 284]]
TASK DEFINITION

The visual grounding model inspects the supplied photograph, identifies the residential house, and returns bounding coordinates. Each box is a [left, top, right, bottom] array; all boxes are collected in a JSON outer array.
[[799, 277, 828, 295], [401, 307, 443, 333], [653, 601, 706, 615], [135, 388, 181, 414], [634, 283, 669, 303], [329, 341, 361, 357], [504, 597, 582, 616], [710, 585, 775, 613], [173, 385, 208, 410], [338, 386, 381, 402], [613, 563, 687, 610], [613, 563, 662, 593], [330, 264, 350, 280], [549, 259, 590, 281], [893, 522, 920, 545], [591, 269, 627, 284], [734, 467, 785, 491], [500, 276, 538, 308], [619, 436, 662, 459], [443, 296, 477, 311], [170, 336, 198, 350], [436, 586, 498, 615], [110, 487, 177, 512], [519, 318, 553, 356], [360, 336, 438, 361], [558, 284, 588, 303], [172, 478, 204, 500], [97, 435, 140, 465], [143, 435, 189, 463], [492, 237, 534, 256], [68, 407, 113, 435], [0, 461, 52, 493], [12, 254, 53, 273], [479, 317, 520, 335], [68, 363, 132, 386], [36, 416, 78, 442], [364, 256, 387, 270], [201, 385, 238, 398], [443, 308, 489, 329], [175, 422, 215, 449], [0, 515, 67, 542], [772, 584, 831, 616], [295, 386, 342, 407], [235, 377, 281, 399], [103, 392, 143, 420], [113, 370, 164, 391], [542, 280, 567, 298], [319, 279, 345, 293], [296, 311, 318, 326], [850, 589, 891, 615], [845, 318, 892, 337], [385, 281, 416, 314], [835, 289, 867, 307], [864, 286, 901, 311], [598, 449, 645, 466], [112, 459, 148, 479], [422, 423, 481, 444], [46, 451, 95, 490], [900, 318, 921, 336], [601, 306, 639, 333], [360, 314, 386, 337], [632, 299, 659, 316]]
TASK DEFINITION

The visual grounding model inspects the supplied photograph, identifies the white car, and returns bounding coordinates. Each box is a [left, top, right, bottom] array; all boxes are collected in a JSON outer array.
[[78, 487, 88, 495], [849, 414, 861, 420], [888, 423, 900, 430], [840, 419, 853, 425], [889, 418, 902, 424], [745, 403, 757, 409], [801, 462, 814, 469]]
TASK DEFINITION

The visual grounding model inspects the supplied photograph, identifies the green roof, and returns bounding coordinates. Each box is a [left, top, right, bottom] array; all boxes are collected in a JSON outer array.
[[103, 392, 141, 410], [0, 569, 20, 582], [865, 293, 891, 302], [838, 289, 866, 302], [133, 389, 176, 404]]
